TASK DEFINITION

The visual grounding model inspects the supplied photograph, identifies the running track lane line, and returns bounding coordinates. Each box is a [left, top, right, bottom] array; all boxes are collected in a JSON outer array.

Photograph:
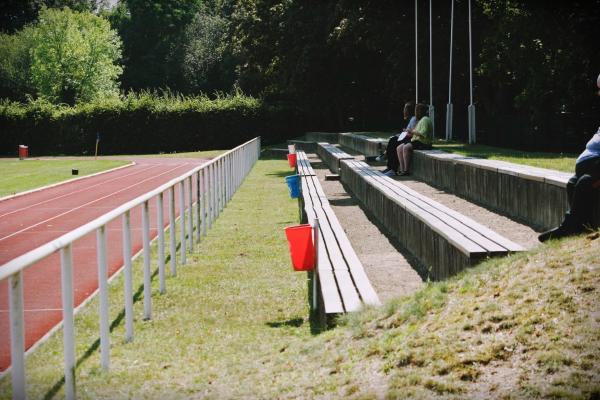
[[0, 159, 206, 372], [0, 163, 190, 242], [0, 164, 159, 219]]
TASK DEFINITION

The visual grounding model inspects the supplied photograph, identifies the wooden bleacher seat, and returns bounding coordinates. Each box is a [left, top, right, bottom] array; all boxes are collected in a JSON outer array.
[[295, 151, 380, 326]]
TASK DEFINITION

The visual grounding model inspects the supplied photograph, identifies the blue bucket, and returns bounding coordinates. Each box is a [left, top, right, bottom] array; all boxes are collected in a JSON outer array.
[[285, 175, 301, 199]]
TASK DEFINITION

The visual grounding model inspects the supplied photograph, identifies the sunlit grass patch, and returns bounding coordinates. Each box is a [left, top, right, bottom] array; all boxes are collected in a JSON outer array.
[[0, 159, 129, 196]]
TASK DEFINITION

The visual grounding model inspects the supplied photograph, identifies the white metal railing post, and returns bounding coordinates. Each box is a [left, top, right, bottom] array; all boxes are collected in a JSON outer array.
[[312, 218, 319, 310], [60, 244, 76, 400], [228, 154, 232, 202], [187, 176, 193, 251], [224, 155, 228, 204], [221, 159, 225, 211], [179, 181, 187, 264], [195, 172, 201, 243], [0, 138, 261, 396], [9, 271, 26, 400], [200, 168, 207, 236], [229, 154, 233, 201], [217, 159, 222, 214], [157, 193, 166, 294], [168, 187, 177, 277], [96, 225, 110, 370], [122, 211, 134, 341], [210, 163, 216, 226], [142, 201, 152, 320]]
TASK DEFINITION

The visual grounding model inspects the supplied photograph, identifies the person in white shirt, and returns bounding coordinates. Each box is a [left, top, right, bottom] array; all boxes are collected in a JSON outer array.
[[381, 101, 417, 175]]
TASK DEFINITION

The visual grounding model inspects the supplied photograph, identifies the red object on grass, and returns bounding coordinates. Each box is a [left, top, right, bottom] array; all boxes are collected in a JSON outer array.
[[18, 145, 28, 160], [284, 224, 315, 271], [287, 153, 297, 168]]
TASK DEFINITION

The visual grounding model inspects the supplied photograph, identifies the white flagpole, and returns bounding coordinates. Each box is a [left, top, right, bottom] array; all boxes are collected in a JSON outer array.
[[446, 0, 454, 141], [468, 0, 476, 144]]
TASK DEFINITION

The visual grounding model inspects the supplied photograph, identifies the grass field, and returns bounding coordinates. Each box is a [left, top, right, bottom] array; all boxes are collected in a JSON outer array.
[[1, 156, 598, 399], [433, 142, 577, 173], [0, 150, 225, 198], [0, 159, 129, 197]]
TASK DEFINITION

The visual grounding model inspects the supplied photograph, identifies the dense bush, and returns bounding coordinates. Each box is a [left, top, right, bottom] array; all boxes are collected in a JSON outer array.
[[0, 92, 304, 156]]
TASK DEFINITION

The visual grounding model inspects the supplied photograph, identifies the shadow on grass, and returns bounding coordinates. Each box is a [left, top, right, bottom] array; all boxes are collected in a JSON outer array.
[[266, 170, 297, 178], [43, 249, 178, 400], [266, 318, 305, 328]]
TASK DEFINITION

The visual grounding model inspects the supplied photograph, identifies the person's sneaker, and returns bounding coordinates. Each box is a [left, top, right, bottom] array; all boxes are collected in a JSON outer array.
[[383, 169, 396, 177], [398, 171, 410, 176], [375, 153, 386, 162], [381, 168, 391, 173]]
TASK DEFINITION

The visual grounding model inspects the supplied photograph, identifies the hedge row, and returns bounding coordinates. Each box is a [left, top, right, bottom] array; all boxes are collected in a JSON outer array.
[[0, 93, 305, 156]]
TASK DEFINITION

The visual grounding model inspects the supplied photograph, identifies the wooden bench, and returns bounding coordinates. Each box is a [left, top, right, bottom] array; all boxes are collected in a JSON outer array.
[[295, 151, 380, 325], [411, 150, 600, 230], [337, 158, 525, 279]]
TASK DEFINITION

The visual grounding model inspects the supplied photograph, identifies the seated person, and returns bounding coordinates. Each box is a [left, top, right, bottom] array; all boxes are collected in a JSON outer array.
[[539, 73, 600, 242], [380, 101, 417, 174], [394, 103, 433, 176]]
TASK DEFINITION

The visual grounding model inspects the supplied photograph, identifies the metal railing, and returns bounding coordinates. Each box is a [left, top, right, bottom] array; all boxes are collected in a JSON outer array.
[[0, 137, 261, 399]]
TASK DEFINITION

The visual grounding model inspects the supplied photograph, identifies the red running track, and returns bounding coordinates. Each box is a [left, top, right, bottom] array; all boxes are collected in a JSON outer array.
[[0, 157, 209, 372]]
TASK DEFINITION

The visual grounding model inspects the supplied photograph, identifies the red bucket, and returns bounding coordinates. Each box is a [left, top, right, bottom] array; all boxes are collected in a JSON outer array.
[[18, 145, 28, 160], [287, 153, 297, 168], [284, 224, 315, 271]]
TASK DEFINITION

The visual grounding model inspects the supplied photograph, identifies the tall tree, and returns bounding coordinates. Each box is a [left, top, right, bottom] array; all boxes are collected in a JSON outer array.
[[29, 8, 122, 104]]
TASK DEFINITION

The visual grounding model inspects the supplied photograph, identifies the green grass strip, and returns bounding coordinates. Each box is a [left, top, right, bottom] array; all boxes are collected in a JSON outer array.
[[0, 159, 129, 197], [0, 157, 309, 399], [433, 141, 577, 173]]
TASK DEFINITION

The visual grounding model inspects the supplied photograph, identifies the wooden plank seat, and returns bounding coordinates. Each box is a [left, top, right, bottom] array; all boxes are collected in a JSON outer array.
[[338, 133, 387, 157], [295, 151, 380, 325], [411, 150, 600, 230], [315, 142, 355, 174], [336, 158, 525, 280]]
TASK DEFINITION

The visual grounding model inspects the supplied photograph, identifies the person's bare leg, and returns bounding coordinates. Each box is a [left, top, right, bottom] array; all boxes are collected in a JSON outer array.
[[396, 144, 405, 173], [403, 143, 413, 173]]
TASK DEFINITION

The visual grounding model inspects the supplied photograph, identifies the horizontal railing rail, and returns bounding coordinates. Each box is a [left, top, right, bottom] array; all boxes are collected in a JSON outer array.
[[1, 137, 261, 399]]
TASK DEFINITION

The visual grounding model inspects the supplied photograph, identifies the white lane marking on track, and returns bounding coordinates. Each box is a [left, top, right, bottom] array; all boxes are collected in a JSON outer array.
[[0, 164, 160, 220], [0, 163, 192, 242]]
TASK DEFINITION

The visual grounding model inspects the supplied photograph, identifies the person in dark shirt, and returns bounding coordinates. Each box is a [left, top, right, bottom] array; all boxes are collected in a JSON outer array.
[[539, 73, 600, 241]]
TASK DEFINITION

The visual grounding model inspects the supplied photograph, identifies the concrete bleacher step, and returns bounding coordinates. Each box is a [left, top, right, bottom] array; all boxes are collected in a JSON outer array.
[[316, 142, 525, 280], [327, 131, 598, 230]]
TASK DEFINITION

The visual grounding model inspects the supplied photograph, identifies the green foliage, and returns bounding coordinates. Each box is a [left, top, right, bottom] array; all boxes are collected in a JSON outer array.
[[116, 0, 203, 90], [0, 92, 303, 155], [182, 10, 236, 93], [28, 8, 122, 105], [0, 27, 35, 100], [0, 0, 97, 33]]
